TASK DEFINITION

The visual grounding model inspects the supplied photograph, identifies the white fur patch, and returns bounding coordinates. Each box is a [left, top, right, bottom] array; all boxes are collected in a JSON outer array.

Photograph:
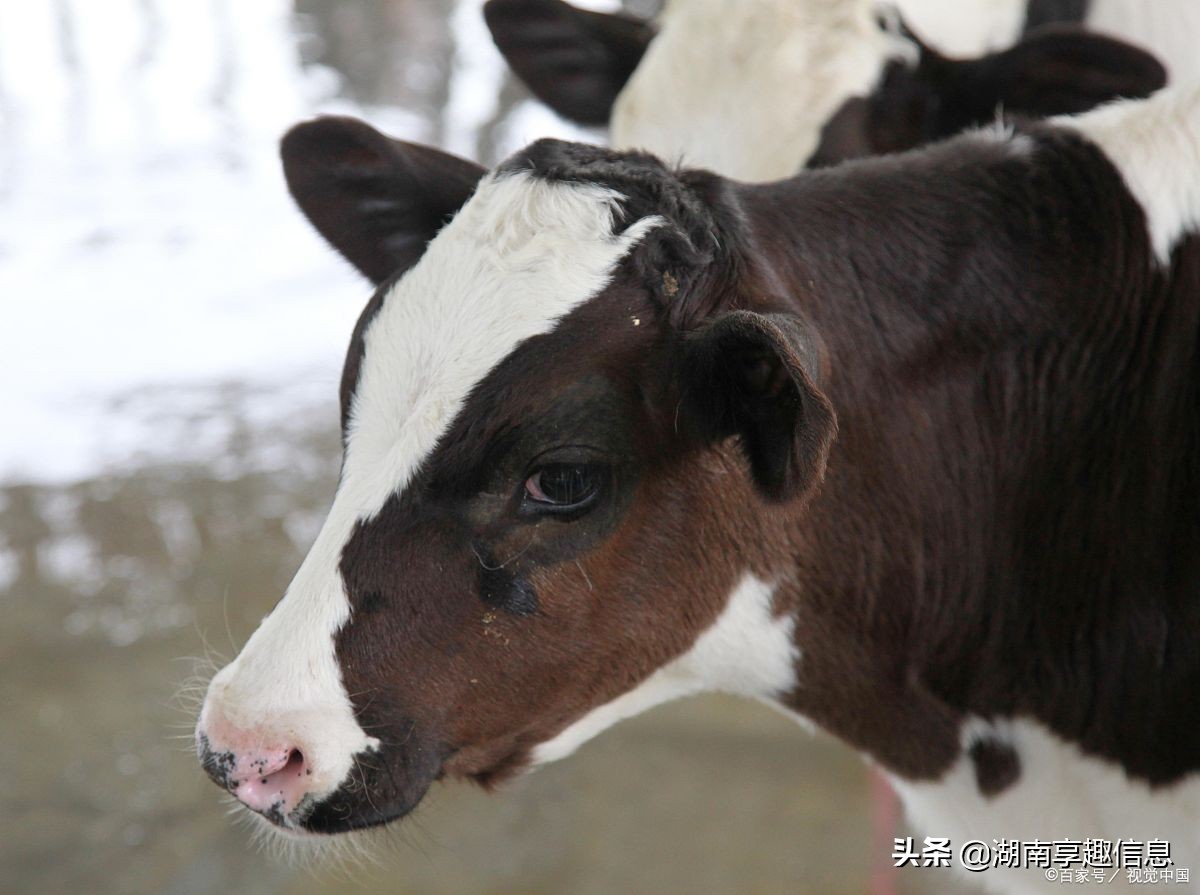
[[961, 117, 1035, 156], [1088, 0, 1200, 85], [1054, 84, 1200, 265], [342, 173, 657, 513], [199, 515, 381, 806], [893, 0, 1027, 56], [890, 717, 1200, 895], [531, 573, 798, 765], [611, 0, 915, 181], [201, 171, 659, 806], [895, 0, 1200, 77], [899, 0, 1200, 87]]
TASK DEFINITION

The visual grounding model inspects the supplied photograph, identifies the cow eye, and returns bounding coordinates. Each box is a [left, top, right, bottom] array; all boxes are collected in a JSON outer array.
[[522, 464, 605, 516]]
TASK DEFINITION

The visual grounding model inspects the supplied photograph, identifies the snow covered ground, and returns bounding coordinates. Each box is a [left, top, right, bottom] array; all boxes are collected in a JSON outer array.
[[0, 0, 608, 482]]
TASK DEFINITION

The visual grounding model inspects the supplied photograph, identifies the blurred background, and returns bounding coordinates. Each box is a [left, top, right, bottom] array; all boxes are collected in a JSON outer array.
[[0, 1, 960, 892]]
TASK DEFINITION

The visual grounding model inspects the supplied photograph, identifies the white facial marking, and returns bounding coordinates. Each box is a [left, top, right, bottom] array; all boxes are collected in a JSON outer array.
[[202, 170, 661, 805], [611, 0, 915, 181], [890, 717, 1200, 895], [343, 171, 658, 511], [531, 573, 799, 765], [1055, 84, 1200, 266], [200, 516, 380, 806]]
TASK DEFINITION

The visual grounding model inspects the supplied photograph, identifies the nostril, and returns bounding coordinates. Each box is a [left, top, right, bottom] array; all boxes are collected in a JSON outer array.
[[286, 748, 306, 776], [232, 746, 314, 821], [264, 748, 305, 783], [244, 747, 293, 781]]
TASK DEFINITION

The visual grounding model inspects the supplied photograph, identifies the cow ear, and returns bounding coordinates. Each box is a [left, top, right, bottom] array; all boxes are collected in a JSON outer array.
[[281, 117, 486, 285], [484, 0, 654, 126], [955, 26, 1166, 119], [682, 311, 837, 503]]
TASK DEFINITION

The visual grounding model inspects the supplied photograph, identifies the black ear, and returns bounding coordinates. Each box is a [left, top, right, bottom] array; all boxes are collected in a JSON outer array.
[[682, 311, 837, 503], [947, 26, 1166, 121], [281, 117, 487, 285], [484, 0, 654, 126]]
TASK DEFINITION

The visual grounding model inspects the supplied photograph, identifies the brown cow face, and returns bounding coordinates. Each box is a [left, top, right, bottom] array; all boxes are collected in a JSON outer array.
[[195, 122, 834, 836]]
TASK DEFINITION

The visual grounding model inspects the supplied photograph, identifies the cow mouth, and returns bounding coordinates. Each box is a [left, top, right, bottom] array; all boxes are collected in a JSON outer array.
[[236, 741, 531, 835], [213, 760, 439, 837], [293, 771, 437, 835]]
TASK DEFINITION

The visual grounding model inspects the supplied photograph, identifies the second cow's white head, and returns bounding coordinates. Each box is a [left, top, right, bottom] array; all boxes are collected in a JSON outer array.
[[485, 0, 1165, 179]]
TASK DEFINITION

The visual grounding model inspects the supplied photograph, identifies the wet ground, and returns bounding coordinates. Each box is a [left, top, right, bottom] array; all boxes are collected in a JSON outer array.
[[0, 1, 970, 892]]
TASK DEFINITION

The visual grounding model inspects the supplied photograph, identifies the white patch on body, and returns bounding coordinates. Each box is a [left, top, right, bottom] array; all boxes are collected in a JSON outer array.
[[201, 171, 660, 807], [611, 0, 915, 181], [531, 573, 798, 765], [893, 0, 1027, 56], [890, 717, 1200, 895], [1054, 84, 1200, 265]]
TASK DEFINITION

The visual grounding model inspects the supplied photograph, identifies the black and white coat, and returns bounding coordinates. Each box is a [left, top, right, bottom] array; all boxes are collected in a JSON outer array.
[[197, 83, 1200, 895]]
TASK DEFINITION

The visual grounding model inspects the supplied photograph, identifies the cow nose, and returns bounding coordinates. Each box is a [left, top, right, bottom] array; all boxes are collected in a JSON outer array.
[[232, 747, 310, 816], [197, 727, 315, 824]]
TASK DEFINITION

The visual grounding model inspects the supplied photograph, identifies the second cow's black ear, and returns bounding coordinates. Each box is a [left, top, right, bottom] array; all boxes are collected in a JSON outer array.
[[944, 26, 1167, 123], [484, 0, 654, 126], [281, 117, 487, 285], [681, 311, 837, 503]]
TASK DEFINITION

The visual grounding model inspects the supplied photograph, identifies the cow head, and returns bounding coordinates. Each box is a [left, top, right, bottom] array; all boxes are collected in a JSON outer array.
[[195, 118, 833, 835], [809, 23, 1168, 166], [485, 0, 1165, 176]]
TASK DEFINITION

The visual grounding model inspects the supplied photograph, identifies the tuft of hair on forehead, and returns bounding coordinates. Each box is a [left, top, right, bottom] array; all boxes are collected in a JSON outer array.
[[499, 138, 717, 243], [498, 138, 751, 322], [459, 167, 633, 259]]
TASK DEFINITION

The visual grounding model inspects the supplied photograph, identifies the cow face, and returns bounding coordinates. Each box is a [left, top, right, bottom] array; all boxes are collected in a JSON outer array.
[[195, 120, 833, 835]]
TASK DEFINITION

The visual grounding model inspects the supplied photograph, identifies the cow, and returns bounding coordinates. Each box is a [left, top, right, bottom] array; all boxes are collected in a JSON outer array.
[[196, 83, 1200, 894], [484, 0, 1169, 179]]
